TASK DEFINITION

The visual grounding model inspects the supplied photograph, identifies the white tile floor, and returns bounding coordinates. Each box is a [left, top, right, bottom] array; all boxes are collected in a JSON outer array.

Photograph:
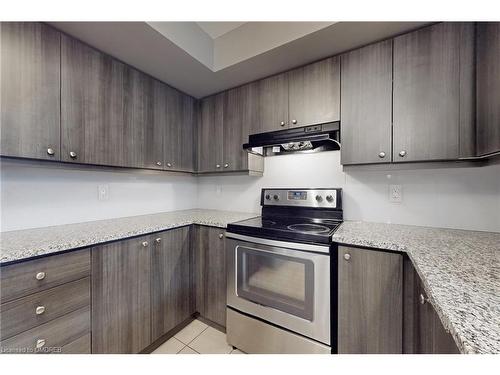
[[152, 319, 245, 354]]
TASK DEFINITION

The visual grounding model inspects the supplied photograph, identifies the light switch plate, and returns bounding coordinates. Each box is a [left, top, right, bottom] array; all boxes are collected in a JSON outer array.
[[389, 184, 402, 203], [98, 184, 109, 201]]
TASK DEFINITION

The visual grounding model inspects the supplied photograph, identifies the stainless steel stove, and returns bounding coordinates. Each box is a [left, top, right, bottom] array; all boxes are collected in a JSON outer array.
[[225, 188, 342, 354]]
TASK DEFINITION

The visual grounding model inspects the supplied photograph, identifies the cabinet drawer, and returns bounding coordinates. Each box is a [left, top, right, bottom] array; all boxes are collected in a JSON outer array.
[[1, 277, 90, 340], [60, 333, 91, 354], [0, 306, 90, 354], [0, 249, 90, 303]]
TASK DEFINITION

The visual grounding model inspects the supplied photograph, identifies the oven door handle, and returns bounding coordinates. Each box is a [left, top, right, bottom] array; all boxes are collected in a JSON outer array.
[[225, 232, 330, 254]]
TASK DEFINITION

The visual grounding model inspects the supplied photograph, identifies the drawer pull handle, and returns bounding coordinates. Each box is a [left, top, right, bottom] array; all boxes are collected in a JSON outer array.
[[35, 306, 46, 315], [36, 339, 46, 349], [35, 272, 46, 280]]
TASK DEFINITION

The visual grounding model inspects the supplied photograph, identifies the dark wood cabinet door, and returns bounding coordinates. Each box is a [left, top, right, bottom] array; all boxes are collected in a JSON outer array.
[[165, 88, 196, 172], [61, 34, 127, 167], [288, 56, 340, 128], [0, 22, 61, 160], [91, 236, 151, 354], [258, 72, 289, 132], [223, 82, 259, 172], [151, 226, 193, 341], [403, 259, 459, 354], [341, 40, 393, 165], [338, 246, 403, 354], [393, 23, 462, 162], [197, 94, 224, 172], [476, 22, 500, 156], [194, 226, 227, 327]]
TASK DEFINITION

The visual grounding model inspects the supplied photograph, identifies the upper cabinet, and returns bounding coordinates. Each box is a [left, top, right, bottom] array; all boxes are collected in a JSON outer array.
[[61, 34, 128, 167], [393, 22, 474, 163], [476, 22, 500, 156], [288, 56, 340, 127], [258, 72, 289, 132], [341, 40, 393, 165], [0, 22, 61, 160], [165, 87, 196, 172], [223, 82, 260, 172], [198, 93, 224, 172]]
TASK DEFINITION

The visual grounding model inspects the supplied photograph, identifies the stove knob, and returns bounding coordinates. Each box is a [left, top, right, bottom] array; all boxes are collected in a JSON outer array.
[[265, 194, 271, 200], [326, 195, 334, 203], [273, 194, 279, 201], [315, 195, 323, 202]]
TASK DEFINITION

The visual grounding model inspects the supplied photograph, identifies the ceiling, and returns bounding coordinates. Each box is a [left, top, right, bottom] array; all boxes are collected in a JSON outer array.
[[196, 22, 246, 39], [49, 21, 431, 98]]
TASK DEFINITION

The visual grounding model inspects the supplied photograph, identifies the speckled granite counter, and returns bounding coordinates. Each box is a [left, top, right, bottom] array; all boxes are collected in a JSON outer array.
[[333, 221, 500, 354], [0, 209, 257, 265]]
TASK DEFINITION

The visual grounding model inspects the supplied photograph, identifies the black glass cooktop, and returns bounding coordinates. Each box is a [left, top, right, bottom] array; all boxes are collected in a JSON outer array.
[[227, 216, 342, 245]]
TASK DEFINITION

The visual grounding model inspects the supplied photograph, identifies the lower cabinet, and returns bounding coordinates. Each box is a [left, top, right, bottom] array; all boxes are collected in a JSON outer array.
[[194, 225, 227, 327], [403, 259, 459, 354], [337, 246, 403, 354], [151, 226, 194, 341], [91, 235, 152, 354]]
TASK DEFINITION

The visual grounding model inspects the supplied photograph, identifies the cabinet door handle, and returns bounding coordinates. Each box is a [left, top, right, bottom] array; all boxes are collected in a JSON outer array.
[[142, 241, 149, 247], [224, 163, 229, 168], [343, 253, 351, 261], [46, 148, 55, 156], [167, 163, 172, 167], [399, 150, 407, 157], [155, 238, 161, 244], [378, 152, 386, 158], [219, 233, 224, 239], [216, 164, 221, 169], [419, 293, 428, 305], [69, 151, 77, 159], [280, 121, 286, 127], [35, 272, 46, 281], [156, 161, 162, 166], [35, 306, 46, 315], [291, 119, 297, 125]]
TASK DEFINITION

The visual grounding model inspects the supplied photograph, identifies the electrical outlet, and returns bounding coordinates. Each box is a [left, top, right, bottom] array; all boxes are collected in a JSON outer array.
[[98, 184, 109, 201], [389, 184, 402, 203]]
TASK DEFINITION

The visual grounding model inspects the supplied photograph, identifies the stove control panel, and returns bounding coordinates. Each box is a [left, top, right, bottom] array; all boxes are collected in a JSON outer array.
[[262, 188, 341, 209]]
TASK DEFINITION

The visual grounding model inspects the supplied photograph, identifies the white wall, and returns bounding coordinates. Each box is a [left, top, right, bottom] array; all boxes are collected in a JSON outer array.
[[0, 160, 198, 232], [197, 152, 500, 233], [2, 152, 499, 233]]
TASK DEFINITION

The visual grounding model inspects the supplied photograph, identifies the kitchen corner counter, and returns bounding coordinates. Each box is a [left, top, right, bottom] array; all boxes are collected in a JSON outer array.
[[0, 209, 258, 265], [333, 221, 500, 354]]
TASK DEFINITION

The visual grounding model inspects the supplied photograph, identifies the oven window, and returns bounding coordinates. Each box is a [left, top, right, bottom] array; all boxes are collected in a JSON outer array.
[[236, 246, 314, 321]]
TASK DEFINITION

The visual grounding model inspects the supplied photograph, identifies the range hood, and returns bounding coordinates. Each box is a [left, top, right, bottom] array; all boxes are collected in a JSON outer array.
[[243, 122, 340, 156]]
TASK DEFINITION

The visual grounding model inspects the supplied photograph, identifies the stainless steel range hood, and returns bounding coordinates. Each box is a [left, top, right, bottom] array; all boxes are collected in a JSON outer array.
[[243, 122, 340, 156]]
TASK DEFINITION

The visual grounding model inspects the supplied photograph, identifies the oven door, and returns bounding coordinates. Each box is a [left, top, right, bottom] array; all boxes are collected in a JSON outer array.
[[226, 233, 330, 345]]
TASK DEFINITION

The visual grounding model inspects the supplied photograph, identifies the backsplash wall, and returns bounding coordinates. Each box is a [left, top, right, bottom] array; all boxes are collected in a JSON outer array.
[[0, 159, 198, 232], [197, 152, 500, 232]]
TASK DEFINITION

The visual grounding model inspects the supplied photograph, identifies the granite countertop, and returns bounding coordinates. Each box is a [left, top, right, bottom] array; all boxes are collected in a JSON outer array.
[[333, 221, 500, 354], [0, 209, 258, 265]]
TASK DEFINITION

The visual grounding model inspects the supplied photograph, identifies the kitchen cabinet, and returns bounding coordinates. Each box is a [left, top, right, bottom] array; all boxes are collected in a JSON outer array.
[[165, 87, 196, 172], [197, 93, 225, 172], [223, 82, 260, 171], [476, 22, 500, 156], [194, 226, 227, 327], [151, 226, 194, 341], [61, 34, 128, 167], [338, 246, 403, 354], [91, 235, 151, 354], [258, 72, 289, 132], [403, 259, 459, 354], [288, 56, 340, 127], [393, 22, 474, 162], [0, 22, 61, 161], [341, 40, 393, 165]]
